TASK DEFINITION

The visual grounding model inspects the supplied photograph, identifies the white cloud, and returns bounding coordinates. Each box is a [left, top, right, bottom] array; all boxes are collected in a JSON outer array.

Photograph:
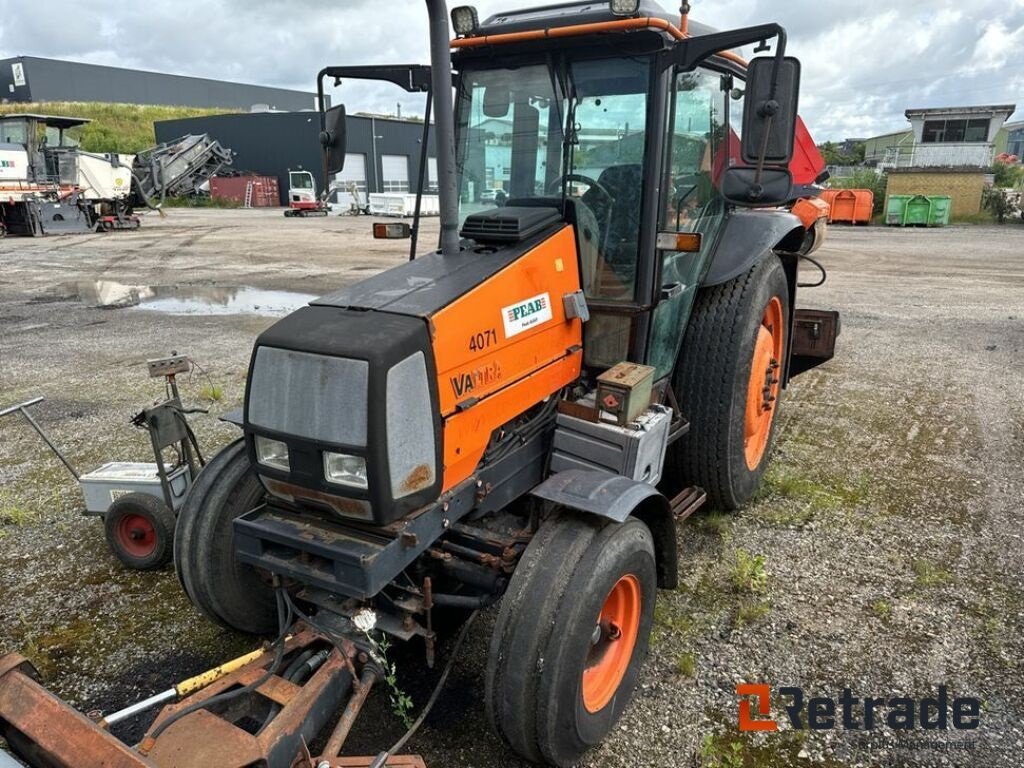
[[0, 0, 1020, 140]]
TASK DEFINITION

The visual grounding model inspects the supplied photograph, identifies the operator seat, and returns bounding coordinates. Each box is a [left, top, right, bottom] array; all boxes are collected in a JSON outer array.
[[582, 164, 643, 299]]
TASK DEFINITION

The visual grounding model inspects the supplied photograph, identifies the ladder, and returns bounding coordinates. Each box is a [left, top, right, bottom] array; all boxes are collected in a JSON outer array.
[[243, 180, 254, 208]]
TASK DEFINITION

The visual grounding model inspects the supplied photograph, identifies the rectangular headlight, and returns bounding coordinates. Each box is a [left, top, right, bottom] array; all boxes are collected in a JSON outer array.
[[610, 0, 640, 16], [324, 452, 368, 489], [451, 5, 479, 36], [256, 436, 290, 471]]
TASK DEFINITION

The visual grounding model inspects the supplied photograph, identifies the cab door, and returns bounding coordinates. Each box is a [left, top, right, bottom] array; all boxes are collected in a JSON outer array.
[[647, 69, 731, 379]]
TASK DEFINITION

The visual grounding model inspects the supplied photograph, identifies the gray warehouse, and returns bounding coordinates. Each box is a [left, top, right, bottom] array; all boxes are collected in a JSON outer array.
[[155, 112, 437, 207], [1, 56, 317, 111]]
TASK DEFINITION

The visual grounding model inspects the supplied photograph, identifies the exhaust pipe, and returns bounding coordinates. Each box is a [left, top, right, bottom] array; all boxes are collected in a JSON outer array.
[[425, 0, 461, 257]]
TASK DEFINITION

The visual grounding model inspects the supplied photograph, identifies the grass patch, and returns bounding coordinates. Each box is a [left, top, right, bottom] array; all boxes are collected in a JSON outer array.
[[912, 559, 951, 588], [698, 727, 823, 768], [729, 550, 768, 594], [0, 491, 35, 526], [689, 509, 733, 537], [676, 651, 696, 678], [0, 101, 238, 154], [734, 600, 771, 628], [871, 600, 892, 620], [198, 383, 225, 402]]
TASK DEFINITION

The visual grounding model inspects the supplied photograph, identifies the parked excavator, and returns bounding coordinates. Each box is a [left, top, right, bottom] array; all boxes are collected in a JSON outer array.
[[0, 1, 837, 766], [0, 113, 231, 236]]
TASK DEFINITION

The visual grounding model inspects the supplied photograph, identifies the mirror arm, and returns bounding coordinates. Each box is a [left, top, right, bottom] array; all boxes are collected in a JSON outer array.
[[669, 23, 786, 70], [317, 65, 432, 94]]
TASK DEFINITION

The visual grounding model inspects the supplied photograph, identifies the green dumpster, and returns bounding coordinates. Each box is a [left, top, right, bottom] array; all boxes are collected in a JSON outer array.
[[904, 195, 932, 226], [927, 195, 951, 226], [885, 195, 912, 225]]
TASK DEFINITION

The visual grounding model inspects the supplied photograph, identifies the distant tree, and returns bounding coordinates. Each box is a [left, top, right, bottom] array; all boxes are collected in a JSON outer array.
[[818, 140, 865, 167]]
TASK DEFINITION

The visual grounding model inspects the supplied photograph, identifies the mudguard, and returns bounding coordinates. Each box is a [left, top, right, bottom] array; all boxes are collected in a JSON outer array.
[[701, 209, 805, 287], [531, 469, 678, 588]]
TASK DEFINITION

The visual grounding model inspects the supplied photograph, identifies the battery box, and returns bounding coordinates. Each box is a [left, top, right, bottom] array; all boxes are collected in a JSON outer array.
[[549, 405, 672, 485]]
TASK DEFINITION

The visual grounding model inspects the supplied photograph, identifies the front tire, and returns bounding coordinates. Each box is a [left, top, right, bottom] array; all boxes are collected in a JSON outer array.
[[486, 514, 656, 766], [667, 254, 790, 509], [173, 439, 277, 634]]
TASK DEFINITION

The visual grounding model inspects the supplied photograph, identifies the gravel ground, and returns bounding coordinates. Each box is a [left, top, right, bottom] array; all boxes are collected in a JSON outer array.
[[0, 210, 1022, 767]]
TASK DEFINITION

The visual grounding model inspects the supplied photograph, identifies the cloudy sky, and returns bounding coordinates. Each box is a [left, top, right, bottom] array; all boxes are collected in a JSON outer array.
[[1, 0, 1021, 140]]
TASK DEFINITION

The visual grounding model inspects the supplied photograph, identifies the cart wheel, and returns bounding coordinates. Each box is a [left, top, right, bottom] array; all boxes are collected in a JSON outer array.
[[104, 493, 175, 571]]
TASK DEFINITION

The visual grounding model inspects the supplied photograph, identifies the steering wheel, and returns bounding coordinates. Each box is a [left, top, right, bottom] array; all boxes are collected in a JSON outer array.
[[546, 173, 614, 208]]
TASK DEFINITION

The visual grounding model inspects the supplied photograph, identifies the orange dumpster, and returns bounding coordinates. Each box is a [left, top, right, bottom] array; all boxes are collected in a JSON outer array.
[[820, 188, 873, 225]]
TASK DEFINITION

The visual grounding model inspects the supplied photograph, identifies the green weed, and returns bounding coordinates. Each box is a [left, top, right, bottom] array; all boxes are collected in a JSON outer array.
[[729, 550, 768, 594], [871, 600, 892, 619], [676, 652, 696, 678], [912, 559, 951, 588], [735, 600, 770, 628]]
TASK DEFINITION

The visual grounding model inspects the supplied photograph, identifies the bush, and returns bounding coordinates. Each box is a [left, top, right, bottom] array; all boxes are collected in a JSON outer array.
[[991, 160, 1024, 190], [983, 188, 1014, 224]]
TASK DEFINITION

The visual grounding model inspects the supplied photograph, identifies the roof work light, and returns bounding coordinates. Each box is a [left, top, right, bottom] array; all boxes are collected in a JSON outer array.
[[451, 6, 480, 36], [609, 0, 641, 16]]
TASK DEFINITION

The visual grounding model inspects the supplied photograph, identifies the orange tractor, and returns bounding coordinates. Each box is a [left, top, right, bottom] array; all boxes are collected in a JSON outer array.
[[0, 1, 836, 766]]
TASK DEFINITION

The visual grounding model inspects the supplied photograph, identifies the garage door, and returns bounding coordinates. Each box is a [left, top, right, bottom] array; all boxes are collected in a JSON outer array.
[[332, 153, 368, 209], [427, 157, 438, 192], [382, 154, 410, 193]]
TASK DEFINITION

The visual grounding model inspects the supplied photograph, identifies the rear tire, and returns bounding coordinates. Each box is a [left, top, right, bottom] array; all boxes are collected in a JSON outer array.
[[104, 493, 175, 571], [173, 439, 277, 634], [486, 514, 656, 766], [667, 254, 790, 510]]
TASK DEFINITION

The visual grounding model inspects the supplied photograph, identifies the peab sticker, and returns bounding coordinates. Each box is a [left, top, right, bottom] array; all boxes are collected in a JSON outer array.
[[501, 293, 552, 338]]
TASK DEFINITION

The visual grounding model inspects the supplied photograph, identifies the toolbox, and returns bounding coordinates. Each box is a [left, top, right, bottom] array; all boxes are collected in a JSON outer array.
[[79, 462, 192, 515]]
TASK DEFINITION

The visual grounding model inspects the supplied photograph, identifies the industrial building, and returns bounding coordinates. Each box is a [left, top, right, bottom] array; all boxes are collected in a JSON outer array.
[[155, 111, 437, 207], [1, 56, 317, 111]]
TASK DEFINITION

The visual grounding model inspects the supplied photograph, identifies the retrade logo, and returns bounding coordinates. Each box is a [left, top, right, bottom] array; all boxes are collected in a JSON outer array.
[[737, 684, 980, 732]]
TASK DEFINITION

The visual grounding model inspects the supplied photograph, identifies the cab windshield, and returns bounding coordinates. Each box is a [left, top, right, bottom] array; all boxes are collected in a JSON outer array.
[[455, 55, 652, 302]]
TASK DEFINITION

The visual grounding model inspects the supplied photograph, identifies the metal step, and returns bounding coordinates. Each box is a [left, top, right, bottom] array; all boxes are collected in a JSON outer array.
[[669, 486, 707, 521]]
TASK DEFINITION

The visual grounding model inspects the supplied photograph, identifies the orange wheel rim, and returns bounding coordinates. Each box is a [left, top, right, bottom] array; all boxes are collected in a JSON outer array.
[[582, 574, 642, 713], [744, 296, 784, 470]]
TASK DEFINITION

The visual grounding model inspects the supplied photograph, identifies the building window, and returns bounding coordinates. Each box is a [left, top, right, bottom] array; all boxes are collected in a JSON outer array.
[[922, 117, 990, 143]]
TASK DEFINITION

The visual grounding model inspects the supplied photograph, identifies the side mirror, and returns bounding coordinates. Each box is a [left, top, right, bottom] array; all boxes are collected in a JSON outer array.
[[741, 56, 801, 166], [320, 104, 347, 175], [720, 167, 793, 207]]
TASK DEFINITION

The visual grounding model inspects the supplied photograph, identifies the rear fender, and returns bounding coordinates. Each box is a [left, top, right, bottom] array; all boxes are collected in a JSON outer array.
[[701, 209, 804, 287], [531, 470, 678, 589]]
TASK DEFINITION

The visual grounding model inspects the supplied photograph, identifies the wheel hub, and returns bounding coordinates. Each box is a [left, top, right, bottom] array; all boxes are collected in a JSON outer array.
[[743, 296, 785, 470], [115, 514, 157, 558], [582, 575, 641, 713]]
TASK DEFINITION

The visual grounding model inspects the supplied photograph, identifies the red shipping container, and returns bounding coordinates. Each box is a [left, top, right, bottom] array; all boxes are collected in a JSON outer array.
[[210, 176, 281, 207], [820, 189, 873, 225]]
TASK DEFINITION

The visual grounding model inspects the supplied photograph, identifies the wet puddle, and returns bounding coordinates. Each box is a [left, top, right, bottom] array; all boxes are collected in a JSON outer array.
[[56, 281, 318, 317]]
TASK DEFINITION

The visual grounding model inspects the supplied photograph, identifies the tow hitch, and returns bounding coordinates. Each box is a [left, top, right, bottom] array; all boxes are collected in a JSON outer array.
[[0, 616, 433, 768]]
